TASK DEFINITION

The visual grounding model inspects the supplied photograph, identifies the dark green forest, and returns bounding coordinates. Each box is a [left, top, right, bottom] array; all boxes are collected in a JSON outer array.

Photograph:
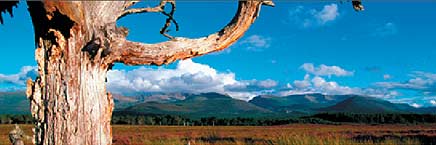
[[110, 113, 436, 126], [2, 113, 435, 126]]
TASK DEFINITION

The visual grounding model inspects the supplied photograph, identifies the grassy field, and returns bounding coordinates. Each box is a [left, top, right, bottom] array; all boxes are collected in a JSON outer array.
[[1, 124, 435, 145]]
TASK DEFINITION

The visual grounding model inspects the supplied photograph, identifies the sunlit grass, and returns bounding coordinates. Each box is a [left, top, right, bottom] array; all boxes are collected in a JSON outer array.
[[0, 124, 434, 145]]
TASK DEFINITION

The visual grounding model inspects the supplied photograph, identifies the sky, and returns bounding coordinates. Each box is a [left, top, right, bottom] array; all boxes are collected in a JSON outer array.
[[0, 1, 435, 107]]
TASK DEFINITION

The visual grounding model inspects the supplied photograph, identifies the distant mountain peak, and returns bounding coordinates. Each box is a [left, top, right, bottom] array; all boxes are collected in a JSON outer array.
[[318, 95, 417, 114]]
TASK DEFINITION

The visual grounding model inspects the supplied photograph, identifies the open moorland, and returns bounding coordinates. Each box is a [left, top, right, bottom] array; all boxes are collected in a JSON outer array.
[[1, 124, 436, 145]]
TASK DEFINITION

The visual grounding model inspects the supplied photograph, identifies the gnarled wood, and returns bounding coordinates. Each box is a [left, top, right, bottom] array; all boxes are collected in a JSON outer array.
[[118, 0, 167, 19], [24, 0, 269, 144], [109, 1, 268, 65], [26, 1, 118, 145]]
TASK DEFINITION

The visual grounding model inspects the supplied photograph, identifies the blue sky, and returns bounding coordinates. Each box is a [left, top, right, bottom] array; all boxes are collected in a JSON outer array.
[[0, 1, 435, 107]]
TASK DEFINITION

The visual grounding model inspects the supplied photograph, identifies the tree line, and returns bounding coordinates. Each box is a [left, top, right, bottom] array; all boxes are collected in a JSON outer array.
[[310, 113, 436, 124], [110, 113, 436, 126], [1, 113, 435, 125], [0, 114, 33, 124], [110, 115, 335, 126]]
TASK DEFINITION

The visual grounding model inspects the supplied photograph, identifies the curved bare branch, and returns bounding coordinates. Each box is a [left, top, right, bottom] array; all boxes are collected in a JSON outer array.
[[118, 0, 168, 20], [109, 1, 271, 66], [160, 0, 178, 40], [119, 0, 179, 39]]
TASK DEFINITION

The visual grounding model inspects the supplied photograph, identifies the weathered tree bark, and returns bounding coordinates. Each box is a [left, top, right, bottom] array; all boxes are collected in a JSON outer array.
[[24, 1, 271, 144], [25, 2, 118, 144]]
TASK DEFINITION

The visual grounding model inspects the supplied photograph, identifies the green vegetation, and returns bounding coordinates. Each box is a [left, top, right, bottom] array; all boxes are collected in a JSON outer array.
[[310, 113, 436, 124], [110, 124, 436, 145], [109, 113, 436, 126], [2, 113, 435, 126], [121, 92, 274, 118], [2, 124, 434, 145], [121, 93, 436, 118], [249, 93, 350, 112], [2, 92, 435, 118], [0, 114, 33, 124], [319, 96, 414, 113]]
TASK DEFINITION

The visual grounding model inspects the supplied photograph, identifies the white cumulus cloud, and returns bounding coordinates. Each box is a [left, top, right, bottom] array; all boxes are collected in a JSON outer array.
[[311, 76, 356, 95], [288, 4, 340, 28], [0, 66, 37, 86], [316, 4, 339, 24], [279, 64, 398, 99], [107, 59, 275, 101], [300, 63, 354, 77], [293, 74, 311, 89], [280, 75, 359, 96], [239, 35, 272, 51], [257, 79, 278, 89], [375, 71, 436, 92]]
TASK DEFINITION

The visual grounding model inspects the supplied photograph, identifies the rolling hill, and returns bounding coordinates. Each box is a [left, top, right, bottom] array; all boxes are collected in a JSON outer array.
[[318, 96, 417, 113], [415, 107, 436, 114], [249, 93, 352, 113], [113, 93, 187, 110], [117, 92, 274, 118], [0, 91, 29, 114], [1, 91, 434, 117]]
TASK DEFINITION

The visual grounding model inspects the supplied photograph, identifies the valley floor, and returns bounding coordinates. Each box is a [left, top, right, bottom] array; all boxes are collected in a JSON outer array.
[[1, 124, 436, 145]]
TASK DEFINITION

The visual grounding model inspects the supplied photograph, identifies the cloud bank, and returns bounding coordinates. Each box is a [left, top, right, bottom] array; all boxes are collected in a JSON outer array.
[[107, 60, 399, 102], [107, 59, 276, 100], [0, 66, 37, 87], [300, 63, 354, 77], [1, 62, 435, 107], [280, 64, 398, 100], [375, 71, 436, 93]]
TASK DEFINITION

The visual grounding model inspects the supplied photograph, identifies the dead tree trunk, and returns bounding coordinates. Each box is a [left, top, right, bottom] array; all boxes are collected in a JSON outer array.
[[26, 2, 116, 144], [24, 1, 272, 144]]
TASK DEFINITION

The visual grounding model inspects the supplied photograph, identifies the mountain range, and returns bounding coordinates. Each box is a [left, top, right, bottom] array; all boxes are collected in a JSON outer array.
[[1, 91, 435, 117], [249, 94, 351, 114], [0, 91, 30, 114], [117, 92, 273, 118], [118, 92, 436, 117]]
